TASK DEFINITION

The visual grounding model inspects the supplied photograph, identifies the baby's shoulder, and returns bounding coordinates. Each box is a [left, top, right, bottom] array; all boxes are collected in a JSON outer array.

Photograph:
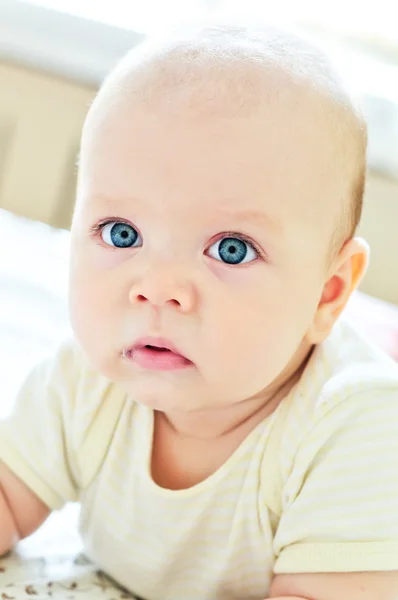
[[30, 336, 127, 451], [313, 320, 398, 409], [262, 323, 398, 516], [37, 336, 111, 402], [299, 320, 397, 403], [44, 337, 129, 486], [56, 335, 126, 417], [279, 321, 398, 460]]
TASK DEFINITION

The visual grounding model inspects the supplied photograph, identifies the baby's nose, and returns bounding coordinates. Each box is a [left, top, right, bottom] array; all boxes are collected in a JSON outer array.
[[128, 268, 196, 313]]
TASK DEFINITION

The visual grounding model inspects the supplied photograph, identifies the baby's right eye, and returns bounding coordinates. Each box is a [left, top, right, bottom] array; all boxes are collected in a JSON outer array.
[[101, 222, 142, 249]]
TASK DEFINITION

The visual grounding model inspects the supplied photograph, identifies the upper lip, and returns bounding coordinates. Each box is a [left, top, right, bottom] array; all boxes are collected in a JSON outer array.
[[129, 336, 189, 359]]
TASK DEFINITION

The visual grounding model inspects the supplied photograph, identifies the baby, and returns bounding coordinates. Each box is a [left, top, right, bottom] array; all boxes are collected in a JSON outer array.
[[1, 18, 398, 600]]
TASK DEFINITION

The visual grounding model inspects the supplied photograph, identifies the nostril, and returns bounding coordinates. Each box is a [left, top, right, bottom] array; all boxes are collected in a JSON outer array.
[[131, 292, 185, 308], [137, 295, 180, 306]]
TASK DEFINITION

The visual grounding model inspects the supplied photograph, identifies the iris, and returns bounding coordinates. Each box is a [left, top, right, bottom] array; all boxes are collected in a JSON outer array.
[[108, 223, 138, 248], [217, 237, 248, 264]]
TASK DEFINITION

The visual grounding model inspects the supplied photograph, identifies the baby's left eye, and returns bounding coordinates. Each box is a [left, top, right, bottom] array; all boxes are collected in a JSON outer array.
[[207, 236, 258, 265]]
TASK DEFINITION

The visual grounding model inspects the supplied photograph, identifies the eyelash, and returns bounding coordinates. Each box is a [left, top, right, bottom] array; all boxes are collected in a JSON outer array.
[[210, 231, 264, 261], [89, 219, 266, 261], [90, 217, 131, 235]]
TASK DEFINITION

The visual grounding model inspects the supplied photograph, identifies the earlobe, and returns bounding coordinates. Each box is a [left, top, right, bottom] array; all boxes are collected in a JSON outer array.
[[306, 237, 369, 344]]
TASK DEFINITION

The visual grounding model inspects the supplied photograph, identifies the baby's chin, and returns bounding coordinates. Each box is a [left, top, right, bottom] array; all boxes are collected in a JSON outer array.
[[119, 377, 212, 414]]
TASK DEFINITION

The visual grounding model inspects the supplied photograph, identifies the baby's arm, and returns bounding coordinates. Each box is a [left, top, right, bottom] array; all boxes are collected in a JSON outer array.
[[269, 572, 398, 599], [0, 461, 50, 555]]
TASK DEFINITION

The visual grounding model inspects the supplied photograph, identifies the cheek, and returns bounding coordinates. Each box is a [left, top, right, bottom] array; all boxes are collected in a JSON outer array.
[[207, 271, 320, 372], [68, 265, 125, 378], [69, 243, 126, 311], [211, 294, 288, 358], [68, 251, 116, 340]]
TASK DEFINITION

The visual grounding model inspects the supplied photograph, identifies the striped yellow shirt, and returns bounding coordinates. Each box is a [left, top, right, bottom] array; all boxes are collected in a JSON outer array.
[[1, 321, 398, 600]]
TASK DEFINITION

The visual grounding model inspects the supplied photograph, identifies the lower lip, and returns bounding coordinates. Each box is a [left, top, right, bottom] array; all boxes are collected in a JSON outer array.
[[123, 347, 193, 371]]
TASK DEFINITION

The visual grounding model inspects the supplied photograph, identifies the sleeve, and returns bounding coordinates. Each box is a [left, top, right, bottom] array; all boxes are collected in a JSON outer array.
[[273, 385, 398, 574], [0, 339, 83, 510]]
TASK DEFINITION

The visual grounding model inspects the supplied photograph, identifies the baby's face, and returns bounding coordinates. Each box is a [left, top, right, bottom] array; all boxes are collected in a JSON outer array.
[[70, 97, 339, 413]]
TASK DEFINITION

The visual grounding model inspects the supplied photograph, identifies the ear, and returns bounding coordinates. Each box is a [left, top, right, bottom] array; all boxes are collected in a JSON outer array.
[[306, 237, 369, 344]]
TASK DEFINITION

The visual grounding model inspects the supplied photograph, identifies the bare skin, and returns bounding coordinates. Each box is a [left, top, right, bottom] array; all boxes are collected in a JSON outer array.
[[0, 462, 49, 555]]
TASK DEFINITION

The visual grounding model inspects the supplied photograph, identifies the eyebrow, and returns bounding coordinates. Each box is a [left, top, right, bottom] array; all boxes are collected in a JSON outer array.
[[224, 209, 282, 235]]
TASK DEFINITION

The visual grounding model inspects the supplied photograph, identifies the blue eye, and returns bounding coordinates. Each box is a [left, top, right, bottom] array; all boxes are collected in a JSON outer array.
[[101, 222, 142, 248], [208, 236, 258, 265]]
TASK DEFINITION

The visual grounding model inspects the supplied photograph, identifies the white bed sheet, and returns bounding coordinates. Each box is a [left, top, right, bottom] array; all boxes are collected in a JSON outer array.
[[0, 209, 70, 415]]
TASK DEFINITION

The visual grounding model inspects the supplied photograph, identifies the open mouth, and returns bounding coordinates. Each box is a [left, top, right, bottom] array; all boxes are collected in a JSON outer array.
[[122, 339, 192, 370]]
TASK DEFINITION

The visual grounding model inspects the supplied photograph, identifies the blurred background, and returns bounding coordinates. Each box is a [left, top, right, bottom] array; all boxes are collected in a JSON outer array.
[[0, 0, 397, 303]]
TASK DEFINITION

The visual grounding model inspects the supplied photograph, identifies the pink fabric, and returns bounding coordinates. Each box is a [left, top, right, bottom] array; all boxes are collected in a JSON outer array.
[[343, 292, 398, 362]]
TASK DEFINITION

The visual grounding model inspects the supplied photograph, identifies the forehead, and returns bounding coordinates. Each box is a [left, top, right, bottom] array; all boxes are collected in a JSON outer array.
[[79, 94, 339, 232]]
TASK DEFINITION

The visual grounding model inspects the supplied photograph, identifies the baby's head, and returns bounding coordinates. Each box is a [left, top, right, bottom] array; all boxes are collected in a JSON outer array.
[[69, 20, 368, 416]]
